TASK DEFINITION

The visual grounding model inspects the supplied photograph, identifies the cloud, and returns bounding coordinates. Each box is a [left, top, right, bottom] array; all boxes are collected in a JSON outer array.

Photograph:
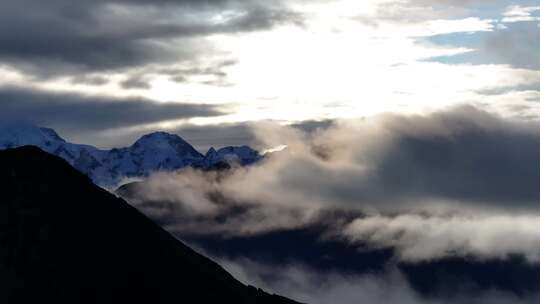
[[167, 119, 335, 153], [120, 170, 320, 237], [69, 75, 110, 86], [0, 86, 225, 145], [220, 258, 423, 304], [0, 0, 300, 76], [344, 214, 540, 262], [119, 106, 540, 263], [168, 122, 258, 152], [501, 5, 540, 23], [160, 59, 238, 86], [216, 257, 538, 304], [120, 75, 152, 90], [116, 105, 540, 301], [221, 106, 540, 211]]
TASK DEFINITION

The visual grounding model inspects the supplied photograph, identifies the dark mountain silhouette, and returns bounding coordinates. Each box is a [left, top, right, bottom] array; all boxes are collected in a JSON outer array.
[[0, 146, 302, 304]]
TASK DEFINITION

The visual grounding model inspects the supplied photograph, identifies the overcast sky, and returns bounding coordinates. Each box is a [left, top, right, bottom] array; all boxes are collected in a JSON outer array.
[[1, 0, 539, 147]]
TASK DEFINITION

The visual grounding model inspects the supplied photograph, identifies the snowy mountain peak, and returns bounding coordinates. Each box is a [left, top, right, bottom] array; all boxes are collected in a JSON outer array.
[[134, 131, 188, 145], [39, 127, 66, 143], [131, 131, 203, 159], [205, 147, 218, 157], [0, 122, 65, 149], [203, 145, 262, 167], [0, 124, 263, 186]]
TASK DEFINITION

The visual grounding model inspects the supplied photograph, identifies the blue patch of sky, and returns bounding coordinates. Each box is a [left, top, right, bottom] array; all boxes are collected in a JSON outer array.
[[418, 31, 496, 65], [418, 2, 540, 69]]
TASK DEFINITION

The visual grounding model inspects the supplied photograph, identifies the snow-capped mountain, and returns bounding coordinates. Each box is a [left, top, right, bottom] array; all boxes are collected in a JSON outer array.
[[202, 145, 262, 168], [0, 122, 262, 186]]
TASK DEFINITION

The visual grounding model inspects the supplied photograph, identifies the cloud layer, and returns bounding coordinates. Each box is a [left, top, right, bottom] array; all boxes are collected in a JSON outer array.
[[0, 86, 224, 146], [0, 0, 297, 76], [218, 257, 539, 304], [121, 106, 540, 263], [344, 214, 540, 262]]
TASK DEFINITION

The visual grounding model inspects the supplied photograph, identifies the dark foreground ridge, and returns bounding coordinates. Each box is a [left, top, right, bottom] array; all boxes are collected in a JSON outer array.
[[0, 146, 302, 304]]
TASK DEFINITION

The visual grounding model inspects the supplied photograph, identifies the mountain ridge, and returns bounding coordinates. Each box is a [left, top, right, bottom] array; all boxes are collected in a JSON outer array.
[[0, 122, 262, 186], [0, 145, 302, 304]]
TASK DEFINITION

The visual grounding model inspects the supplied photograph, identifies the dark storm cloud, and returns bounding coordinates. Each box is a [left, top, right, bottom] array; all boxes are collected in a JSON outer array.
[[0, 0, 299, 76], [281, 107, 540, 209], [0, 86, 225, 134], [290, 119, 336, 134], [70, 75, 110, 86], [162, 60, 238, 86], [120, 75, 152, 90]]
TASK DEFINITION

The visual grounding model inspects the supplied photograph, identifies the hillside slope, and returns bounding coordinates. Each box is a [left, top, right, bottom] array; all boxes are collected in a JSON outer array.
[[0, 146, 301, 304]]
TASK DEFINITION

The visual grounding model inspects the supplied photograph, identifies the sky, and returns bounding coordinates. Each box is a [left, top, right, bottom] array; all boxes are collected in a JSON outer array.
[[3, 2, 540, 303], [1, 0, 540, 149]]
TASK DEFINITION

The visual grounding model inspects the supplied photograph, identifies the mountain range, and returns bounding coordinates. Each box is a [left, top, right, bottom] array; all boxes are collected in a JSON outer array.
[[0, 146, 301, 304], [0, 123, 262, 186]]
